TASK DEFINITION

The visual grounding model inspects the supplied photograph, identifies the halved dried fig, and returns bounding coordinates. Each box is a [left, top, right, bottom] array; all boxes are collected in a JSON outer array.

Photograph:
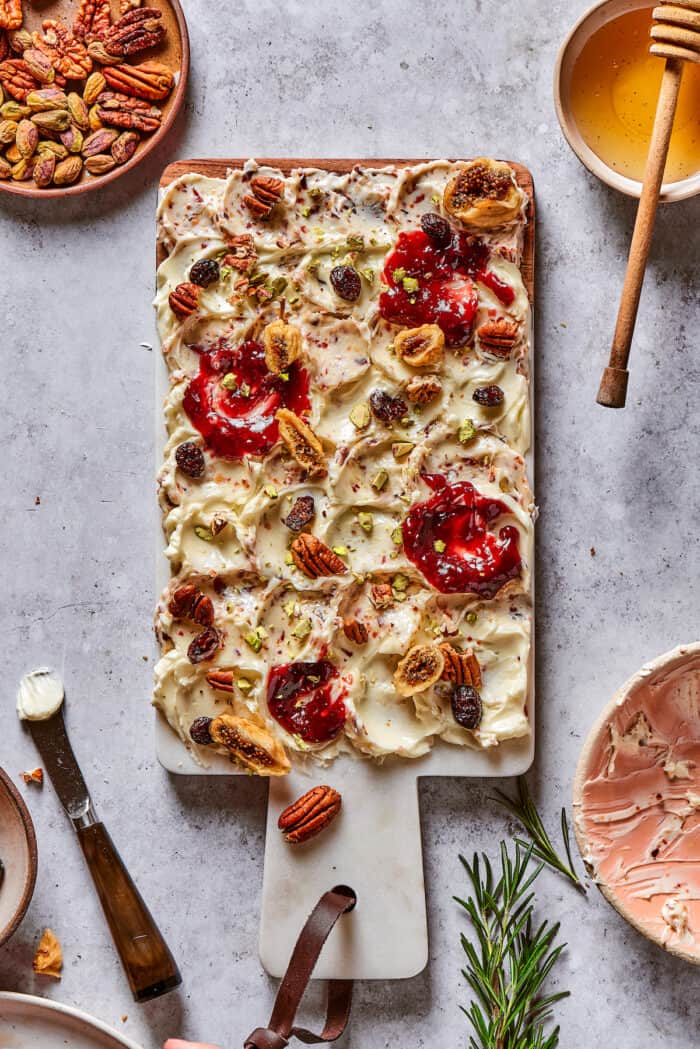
[[394, 324, 444, 369], [443, 158, 524, 229], [210, 713, 290, 776], [394, 644, 445, 697], [264, 320, 302, 374], [276, 408, 327, 477]]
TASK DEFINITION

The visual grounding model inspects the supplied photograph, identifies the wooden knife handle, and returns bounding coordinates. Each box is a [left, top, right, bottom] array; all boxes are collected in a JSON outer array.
[[77, 821, 182, 1003]]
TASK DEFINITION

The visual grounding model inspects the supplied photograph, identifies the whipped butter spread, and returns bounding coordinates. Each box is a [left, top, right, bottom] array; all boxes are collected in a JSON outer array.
[[17, 667, 64, 721], [577, 650, 700, 960], [154, 159, 534, 771]]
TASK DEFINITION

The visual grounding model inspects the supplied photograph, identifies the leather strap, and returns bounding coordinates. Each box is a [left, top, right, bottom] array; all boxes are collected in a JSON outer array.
[[244, 885, 356, 1049]]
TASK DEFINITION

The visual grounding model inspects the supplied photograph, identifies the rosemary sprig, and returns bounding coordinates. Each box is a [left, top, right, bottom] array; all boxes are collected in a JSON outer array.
[[493, 778, 585, 892], [456, 842, 569, 1049]]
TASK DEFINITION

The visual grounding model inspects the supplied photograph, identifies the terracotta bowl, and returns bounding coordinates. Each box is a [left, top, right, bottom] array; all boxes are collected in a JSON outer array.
[[573, 643, 700, 965], [0, 766, 38, 946], [554, 0, 700, 201], [0, 0, 189, 199]]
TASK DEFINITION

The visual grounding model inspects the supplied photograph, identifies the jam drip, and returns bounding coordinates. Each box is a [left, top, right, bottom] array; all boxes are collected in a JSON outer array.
[[401, 474, 522, 597], [183, 339, 310, 460], [267, 660, 347, 744], [379, 228, 514, 348]]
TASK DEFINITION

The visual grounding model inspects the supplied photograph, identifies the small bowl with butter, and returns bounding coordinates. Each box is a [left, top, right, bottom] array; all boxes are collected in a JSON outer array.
[[555, 0, 700, 200], [0, 765, 38, 948]]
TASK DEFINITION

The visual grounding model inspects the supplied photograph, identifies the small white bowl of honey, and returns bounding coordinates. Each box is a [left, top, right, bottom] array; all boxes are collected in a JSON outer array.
[[555, 0, 700, 200]]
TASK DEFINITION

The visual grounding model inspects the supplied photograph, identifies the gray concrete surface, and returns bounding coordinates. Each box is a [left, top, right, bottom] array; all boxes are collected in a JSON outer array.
[[2, 0, 700, 1045]]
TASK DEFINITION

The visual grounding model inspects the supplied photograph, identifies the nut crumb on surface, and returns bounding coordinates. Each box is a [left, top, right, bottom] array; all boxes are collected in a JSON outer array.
[[33, 928, 62, 979]]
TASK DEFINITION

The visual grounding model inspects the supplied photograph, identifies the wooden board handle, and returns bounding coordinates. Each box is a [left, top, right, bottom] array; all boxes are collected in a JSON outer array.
[[597, 58, 684, 408]]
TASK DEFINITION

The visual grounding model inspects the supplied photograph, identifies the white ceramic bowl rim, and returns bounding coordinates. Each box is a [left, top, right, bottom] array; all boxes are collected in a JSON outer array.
[[0, 992, 145, 1049], [554, 0, 700, 202]]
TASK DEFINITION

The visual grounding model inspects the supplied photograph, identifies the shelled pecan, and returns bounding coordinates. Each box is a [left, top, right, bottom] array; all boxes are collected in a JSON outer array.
[[222, 233, 256, 272], [0, 30, 8, 62], [369, 582, 394, 610], [476, 318, 520, 359], [439, 643, 482, 688], [102, 60, 173, 101], [100, 8, 164, 57], [169, 281, 199, 317], [243, 174, 284, 218], [291, 533, 347, 579], [96, 90, 161, 131], [342, 618, 368, 644], [0, 0, 22, 32], [0, 59, 38, 101], [205, 668, 235, 693], [33, 21, 92, 80], [168, 582, 214, 627], [73, 0, 112, 43], [278, 785, 341, 844]]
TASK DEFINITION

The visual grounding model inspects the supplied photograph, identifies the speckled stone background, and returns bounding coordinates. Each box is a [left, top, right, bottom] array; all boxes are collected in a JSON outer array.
[[2, 0, 700, 1045]]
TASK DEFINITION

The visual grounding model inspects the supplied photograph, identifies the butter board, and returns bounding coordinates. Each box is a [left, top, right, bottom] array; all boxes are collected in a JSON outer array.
[[155, 158, 535, 977]]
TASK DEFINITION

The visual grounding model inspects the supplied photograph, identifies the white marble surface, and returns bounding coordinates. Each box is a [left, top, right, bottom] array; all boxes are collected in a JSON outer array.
[[2, 0, 700, 1045]]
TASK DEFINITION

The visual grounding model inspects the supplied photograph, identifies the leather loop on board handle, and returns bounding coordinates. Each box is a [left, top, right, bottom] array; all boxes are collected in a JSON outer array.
[[244, 886, 356, 1049]]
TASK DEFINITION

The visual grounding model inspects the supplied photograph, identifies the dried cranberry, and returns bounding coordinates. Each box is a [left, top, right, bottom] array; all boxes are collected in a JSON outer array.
[[330, 265, 361, 302], [420, 212, 451, 246], [283, 495, 316, 533], [189, 258, 220, 287], [369, 389, 408, 424], [451, 685, 482, 729], [472, 384, 504, 407], [187, 626, 221, 664], [175, 441, 205, 478], [189, 716, 213, 745]]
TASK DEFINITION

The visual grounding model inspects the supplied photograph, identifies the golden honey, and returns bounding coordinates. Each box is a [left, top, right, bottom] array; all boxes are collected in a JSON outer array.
[[570, 6, 700, 183]]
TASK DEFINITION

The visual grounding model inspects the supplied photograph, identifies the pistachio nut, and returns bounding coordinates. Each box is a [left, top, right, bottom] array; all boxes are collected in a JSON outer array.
[[85, 153, 116, 175], [86, 40, 123, 65], [53, 155, 83, 186], [22, 49, 55, 85], [67, 93, 89, 131], [11, 158, 33, 181], [16, 118, 38, 159], [60, 125, 84, 154], [5, 143, 21, 163], [0, 156, 11, 179], [82, 128, 118, 158], [37, 140, 68, 159], [31, 109, 72, 134], [8, 28, 32, 53], [1, 101, 30, 120], [33, 151, 56, 188], [111, 130, 138, 165], [26, 89, 69, 114], [88, 104, 104, 131], [83, 72, 107, 106], [0, 119, 18, 145]]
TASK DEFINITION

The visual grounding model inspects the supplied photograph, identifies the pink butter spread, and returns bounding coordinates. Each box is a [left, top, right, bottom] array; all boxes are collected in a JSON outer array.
[[576, 647, 700, 961]]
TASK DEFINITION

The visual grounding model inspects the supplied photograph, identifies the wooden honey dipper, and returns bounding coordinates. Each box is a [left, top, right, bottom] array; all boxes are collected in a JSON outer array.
[[597, 1, 700, 408]]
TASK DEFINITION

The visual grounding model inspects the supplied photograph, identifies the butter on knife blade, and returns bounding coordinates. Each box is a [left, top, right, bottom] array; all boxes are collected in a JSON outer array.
[[17, 668, 65, 721]]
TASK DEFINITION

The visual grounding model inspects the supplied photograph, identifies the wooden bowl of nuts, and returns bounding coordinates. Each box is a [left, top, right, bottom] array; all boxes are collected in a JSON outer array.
[[0, 0, 189, 197]]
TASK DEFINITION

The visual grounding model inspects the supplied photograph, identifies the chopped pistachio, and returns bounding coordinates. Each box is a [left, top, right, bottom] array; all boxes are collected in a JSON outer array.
[[332, 545, 348, 557], [269, 276, 288, 297], [220, 266, 233, 279], [391, 527, 403, 546], [244, 629, 264, 653], [194, 524, 214, 542], [301, 205, 311, 218], [434, 539, 446, 553], [392, 441, 414, 460], [402, 276, 419, 293], [292, 618, 312, 639], [279, 371, 290, 381], [499, 477, 510, 493], [392, 267, 406, 282], [306, 261, 319, 276], [392, 573, 409, 591], [394, 590, 408, 602], [237, 677, 253, 693], [431, 193, 440, 205], [458, 418, 477, 444], [240, 383, 251, 398], [264, 484, 278, 499], [358, 511, 374, 533], [349, 402, 371, 430], [347, 234, 365, 251], [308, 674, 320, 683], [466, 611, 478, 625], [221, 372, 238, 391], [283, 598, 296, 618], [361, 267, 375, 284], [248, 271, 267, 287], [284, 552, 294, 565], [371, 469, 389, 492]]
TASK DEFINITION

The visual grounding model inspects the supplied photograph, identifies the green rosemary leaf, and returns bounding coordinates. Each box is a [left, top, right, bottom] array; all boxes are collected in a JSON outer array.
[[493, 777, 586, 892]]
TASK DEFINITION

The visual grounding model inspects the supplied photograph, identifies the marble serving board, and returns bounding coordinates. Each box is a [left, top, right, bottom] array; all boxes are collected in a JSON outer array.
[[155, 158, 535, 979]]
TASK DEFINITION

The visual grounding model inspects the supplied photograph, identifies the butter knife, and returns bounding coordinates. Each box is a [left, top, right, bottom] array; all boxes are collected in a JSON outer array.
[[28, 709, 181, 1002]]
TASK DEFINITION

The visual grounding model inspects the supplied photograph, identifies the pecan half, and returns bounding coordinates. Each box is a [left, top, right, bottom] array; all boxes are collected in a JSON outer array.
[[243, 174, 284, 218], [73, 0, 112, 42], [405, 375, 442, 405], [476, 318, 520, 359], [0, 0, 22, 32], [205, 668, 235, 693], [264, 320, 301, 374], [169, 281, 199, 318], [439, 643, 482, 688], [0, 59, 38, 101], [102, 60, 173, 102], [96, 90, 161, 131], [0, 30, 8, 62], [210, 713, 290, 776], [342, 618, 368, 644], [100, 7, 165, 57], [394, 644, 445, 697], [168, 582, 214, 627], [187, 626, 221, 664], [394, 324, 445, 369], [33, 22, 92, 80], [276, 408, 327, 477], [222, 233, 256, 272], [278, 785, 341, 844], [369, 582, 394, 610], [291, 533, 347, 578]]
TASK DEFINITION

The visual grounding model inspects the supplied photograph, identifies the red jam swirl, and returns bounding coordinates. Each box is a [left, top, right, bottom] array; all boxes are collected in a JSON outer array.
[[379, 228, 514, 347], [267, 660, 346, 744], [183, 339, 310, 460], [401, 474, 522, 597]]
